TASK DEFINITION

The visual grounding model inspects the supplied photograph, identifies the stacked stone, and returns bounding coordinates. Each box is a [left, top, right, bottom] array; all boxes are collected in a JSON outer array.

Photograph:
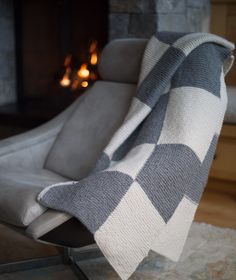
[[0, 0, 16, 105], [109, 0, 210, 40]]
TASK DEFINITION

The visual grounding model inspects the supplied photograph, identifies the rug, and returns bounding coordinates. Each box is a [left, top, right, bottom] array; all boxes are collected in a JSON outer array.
[[78, 223, 236, 280], [0, 223, 235, 280]]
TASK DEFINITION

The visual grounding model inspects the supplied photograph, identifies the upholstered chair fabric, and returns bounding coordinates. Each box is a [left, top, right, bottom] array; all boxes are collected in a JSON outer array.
[[45, 81, 136, 179], [98, 39, 147, 83], [0, 39, 147, 234]]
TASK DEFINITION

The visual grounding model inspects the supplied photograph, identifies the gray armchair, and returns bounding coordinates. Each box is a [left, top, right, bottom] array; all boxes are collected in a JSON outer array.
[[0, 38, 147, 278]]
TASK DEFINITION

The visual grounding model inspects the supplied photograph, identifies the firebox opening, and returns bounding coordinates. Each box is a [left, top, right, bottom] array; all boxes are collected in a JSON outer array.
[[0, 0, 108, 134]]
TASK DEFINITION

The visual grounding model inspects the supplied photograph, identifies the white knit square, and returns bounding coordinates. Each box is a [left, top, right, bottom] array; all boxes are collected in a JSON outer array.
[[106, 143, 155, 179], [138, 36, 170, 86], [105, 98, 151, 158], [94, 181, 165, 280], [157, 86, 226, 162], [151, 196, 197, 261]]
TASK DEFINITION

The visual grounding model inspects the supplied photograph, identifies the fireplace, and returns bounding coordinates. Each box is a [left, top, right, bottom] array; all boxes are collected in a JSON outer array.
[[15, 0, 108, 104], [0, 0, 108, 134], [0, 0, 210, 139]]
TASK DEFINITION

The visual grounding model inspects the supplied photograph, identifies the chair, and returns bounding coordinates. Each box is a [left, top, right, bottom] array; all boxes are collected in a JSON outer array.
[[0, 38, 147, 278], [0, 38, 234, 278]]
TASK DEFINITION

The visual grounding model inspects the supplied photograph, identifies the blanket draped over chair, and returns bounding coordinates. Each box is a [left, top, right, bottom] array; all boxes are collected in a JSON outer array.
[[38, 32, 234, 280]]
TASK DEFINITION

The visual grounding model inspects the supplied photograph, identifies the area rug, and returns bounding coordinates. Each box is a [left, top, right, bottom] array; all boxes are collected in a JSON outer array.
[[0, 223, 235, 280], [78, 223, 236, 280]]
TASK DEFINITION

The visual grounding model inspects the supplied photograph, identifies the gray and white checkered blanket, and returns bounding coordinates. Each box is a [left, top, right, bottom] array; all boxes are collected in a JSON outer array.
[[38, 32, 234, 280]]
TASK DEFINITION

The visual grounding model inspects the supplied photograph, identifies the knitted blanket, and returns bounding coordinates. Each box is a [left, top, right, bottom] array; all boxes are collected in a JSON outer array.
[[38, 32, 234, 280]]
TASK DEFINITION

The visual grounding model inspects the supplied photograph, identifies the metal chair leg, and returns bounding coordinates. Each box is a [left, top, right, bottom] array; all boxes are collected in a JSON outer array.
[[63, 248, 89, 280]]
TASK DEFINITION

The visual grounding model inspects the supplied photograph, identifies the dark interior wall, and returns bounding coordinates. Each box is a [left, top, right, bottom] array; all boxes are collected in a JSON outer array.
[[15, 0, 108, 100], [20, 0, 60, 99], [0, 0, 16, 106]]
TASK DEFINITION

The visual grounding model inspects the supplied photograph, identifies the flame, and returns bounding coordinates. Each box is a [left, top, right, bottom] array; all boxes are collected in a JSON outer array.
[[89, 40, 98, 53], [89, 41, 98, 65], [60, 74, 71, 87], [71, 79, 80, 91], [81, 81, 89, 88], [90, 52, 98, 65], [60, 68, 71, 87], [60, 40, 99, 90], [77, 64, 90, 79], [64, 54, 72, 67]]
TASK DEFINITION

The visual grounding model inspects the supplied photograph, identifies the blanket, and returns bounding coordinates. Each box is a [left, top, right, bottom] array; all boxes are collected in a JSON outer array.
[[38, 32, 234, 280]]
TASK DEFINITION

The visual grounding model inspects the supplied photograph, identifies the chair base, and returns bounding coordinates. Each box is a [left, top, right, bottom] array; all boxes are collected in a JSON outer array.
[[0, 247, 101, 280], [64, 248, 89, 280]]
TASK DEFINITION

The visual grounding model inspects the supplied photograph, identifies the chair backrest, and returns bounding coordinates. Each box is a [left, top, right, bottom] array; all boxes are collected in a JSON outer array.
[[45, 39, 147, 180]]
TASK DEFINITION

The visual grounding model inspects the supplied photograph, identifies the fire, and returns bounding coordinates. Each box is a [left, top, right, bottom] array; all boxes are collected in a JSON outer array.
[[89, 41, 98, 65], [81, 81, 89, 88], [60, 75, 71, 87], [59, 40, 99, 91], [89, 40, 98, 65], [64, 54, 72, 67], [77, 64, 90, 79], [89, 40, 97, 53], [60, 67, 71, 87], [90, 52, 98, 65], [71, 79, 80, 91]]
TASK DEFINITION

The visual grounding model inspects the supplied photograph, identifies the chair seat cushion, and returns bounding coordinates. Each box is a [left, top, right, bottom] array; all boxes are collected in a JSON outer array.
[[26, 209, 72, 240], [0, 168, 68, 227], [26, 210, 94, 248]]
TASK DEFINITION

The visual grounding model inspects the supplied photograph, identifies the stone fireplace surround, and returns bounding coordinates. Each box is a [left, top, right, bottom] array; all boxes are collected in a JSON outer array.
[[0, 0, 16, 106], [109, 0, 210, 40]]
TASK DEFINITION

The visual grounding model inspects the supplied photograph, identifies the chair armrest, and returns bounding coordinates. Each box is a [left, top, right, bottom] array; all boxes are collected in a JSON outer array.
[[0, 99, 79, 170], [0, 125, 60, 170]]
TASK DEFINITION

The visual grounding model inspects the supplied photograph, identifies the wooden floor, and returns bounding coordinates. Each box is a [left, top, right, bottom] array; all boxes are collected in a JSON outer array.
[[195, 178, 236, 230], [0, 223, 59, 263]]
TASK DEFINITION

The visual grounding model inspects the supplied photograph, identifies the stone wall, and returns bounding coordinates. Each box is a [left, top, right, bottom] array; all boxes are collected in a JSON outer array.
[[109, 0, 210, 40], [0, 0, 16, 105]]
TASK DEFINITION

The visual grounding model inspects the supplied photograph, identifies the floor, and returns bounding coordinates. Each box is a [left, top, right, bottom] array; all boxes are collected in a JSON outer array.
[[0, 265, 77, 280], [195, 178, 236, 230], [0, 224, 59, 263], [1, 223, 235, 280]]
